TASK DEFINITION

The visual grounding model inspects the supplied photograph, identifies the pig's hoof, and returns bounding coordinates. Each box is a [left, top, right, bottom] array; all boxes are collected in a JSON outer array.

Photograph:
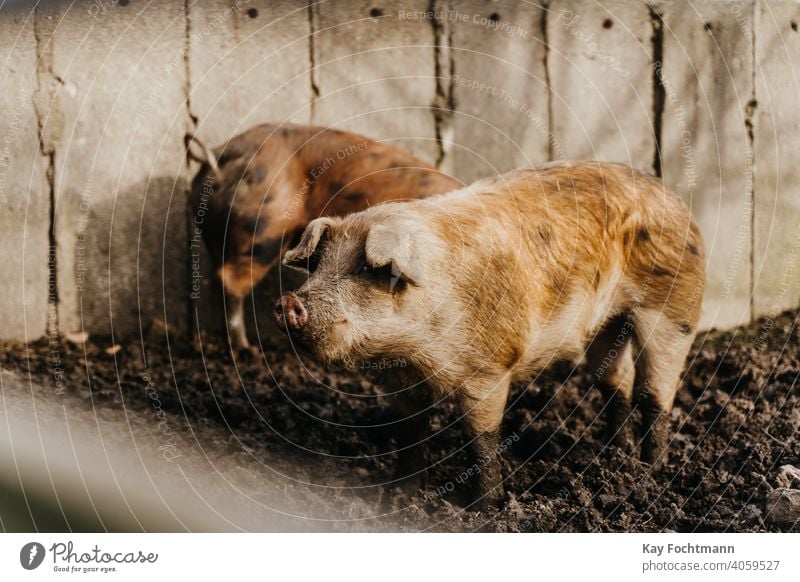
[[641, 446, 668, 470], [232, 345, 262, 361], [641, 411, 670, 469], [605, 425, 634, 453]]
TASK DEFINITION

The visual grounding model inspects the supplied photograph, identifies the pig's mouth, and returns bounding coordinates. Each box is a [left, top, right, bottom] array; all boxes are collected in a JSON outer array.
[[273, 293, 360, 365], [309, 321, 357, 364], [279, 320, 355, 366]]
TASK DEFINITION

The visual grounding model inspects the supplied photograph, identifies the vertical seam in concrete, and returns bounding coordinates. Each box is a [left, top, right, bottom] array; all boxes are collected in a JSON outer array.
[[430, 0, 454, 168], [33, 5, 59, 334], [230, 0, 240, 41], [307, 1, 320, 123], [184, 0, 198, 337], [45, 149, 57, 332], [746, 0, 759, 322], [541, 1, 553, 162], [183, 0, 198, 129], [649, 2, 665, 178]]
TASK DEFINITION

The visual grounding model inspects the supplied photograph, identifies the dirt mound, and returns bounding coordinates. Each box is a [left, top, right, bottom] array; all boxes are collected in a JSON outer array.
[[2, 310, 798, 532]]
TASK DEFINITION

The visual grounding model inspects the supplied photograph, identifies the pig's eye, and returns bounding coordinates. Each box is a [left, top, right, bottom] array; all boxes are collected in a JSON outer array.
[[360, 263, 391, 277], [358, 263, 401, 291]]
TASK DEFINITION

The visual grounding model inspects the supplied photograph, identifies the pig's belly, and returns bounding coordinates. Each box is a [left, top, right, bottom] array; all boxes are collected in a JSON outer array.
[[512, 339, 585, 383], [513, 290, 612, 380]]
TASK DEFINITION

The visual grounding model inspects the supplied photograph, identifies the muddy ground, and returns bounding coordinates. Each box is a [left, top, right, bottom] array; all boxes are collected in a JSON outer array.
[[2, 309, 798, 532]]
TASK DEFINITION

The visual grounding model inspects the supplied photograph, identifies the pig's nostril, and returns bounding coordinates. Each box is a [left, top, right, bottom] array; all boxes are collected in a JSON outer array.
[[288, 303, 308, 327], [274, 293, 307, 331]]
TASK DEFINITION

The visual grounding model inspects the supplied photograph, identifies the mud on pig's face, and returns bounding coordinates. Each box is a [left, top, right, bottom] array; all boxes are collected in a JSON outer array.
[[275, 215, 428, 367]]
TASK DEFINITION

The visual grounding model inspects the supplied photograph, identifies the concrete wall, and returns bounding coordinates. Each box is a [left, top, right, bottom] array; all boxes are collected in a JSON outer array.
[[1, 9, 49, 341], [1, 0, 798, 341]]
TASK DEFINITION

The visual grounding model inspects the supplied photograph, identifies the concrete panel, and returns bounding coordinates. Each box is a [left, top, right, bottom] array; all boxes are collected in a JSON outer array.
[[189, 0, 312, 144], [0, 0, 796, 341], [38, 1, 189, 336], [753, 0, 800, 319], [186, 0, 442, 346], [659, 0, 755, 330], [187, 1, 312, 343], [0, 6, 49, 340], [548, 0, 654, 171], [447, 0, 550, 184], [312, 0, 438, 163]]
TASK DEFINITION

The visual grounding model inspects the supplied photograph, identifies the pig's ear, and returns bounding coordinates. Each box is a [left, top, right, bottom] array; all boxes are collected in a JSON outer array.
[[184, 132, 222, 181], [283, 217, 334, 269], [365, 224, 424, 286]]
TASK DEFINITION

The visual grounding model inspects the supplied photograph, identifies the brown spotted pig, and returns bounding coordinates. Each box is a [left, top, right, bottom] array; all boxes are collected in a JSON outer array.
[[274, 162, 706, 508], [186, 123, 460, 352]]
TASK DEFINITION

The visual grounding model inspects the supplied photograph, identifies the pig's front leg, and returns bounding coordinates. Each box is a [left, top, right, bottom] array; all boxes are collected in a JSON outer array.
[[226, 293, 251, 352], [468, 429, 503, 508], [390, 393, 430, 496], [460, 377, 511, 509]]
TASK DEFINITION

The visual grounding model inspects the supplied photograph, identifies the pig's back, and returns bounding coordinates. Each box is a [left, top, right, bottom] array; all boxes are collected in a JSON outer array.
[[423, 162, 704, 368], [306, 138, 461, 218], [436, 161, 701, 284]]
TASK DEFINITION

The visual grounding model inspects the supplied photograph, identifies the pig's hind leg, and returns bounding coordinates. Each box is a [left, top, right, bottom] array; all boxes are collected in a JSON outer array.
[[586, 316, 636, 452], [631, 308, 694, 468]]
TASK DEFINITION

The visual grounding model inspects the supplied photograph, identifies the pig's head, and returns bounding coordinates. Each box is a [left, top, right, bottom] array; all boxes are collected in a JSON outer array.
[[274, 208, 435, 368]]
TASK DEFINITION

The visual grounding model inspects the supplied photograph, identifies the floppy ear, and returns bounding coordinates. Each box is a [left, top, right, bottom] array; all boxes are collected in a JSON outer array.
[[365, 223, 424, 286], [283, 217, 334, 269]]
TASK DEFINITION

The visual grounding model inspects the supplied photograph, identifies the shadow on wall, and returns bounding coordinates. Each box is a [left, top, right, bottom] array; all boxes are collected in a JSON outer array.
[[67, 176, 189, 339]]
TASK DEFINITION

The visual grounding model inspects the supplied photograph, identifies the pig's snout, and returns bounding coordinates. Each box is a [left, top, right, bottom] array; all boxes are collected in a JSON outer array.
[[274, 292, 308, 331]]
